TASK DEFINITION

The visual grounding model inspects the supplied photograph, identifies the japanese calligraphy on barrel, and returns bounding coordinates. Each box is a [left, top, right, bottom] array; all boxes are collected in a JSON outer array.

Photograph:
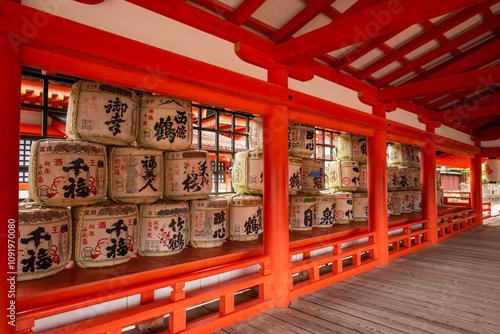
[[301, 158, 325, 194], [189, 196, 228, 248], [401, 191, 414, 213], [327, 160, 360, 191], [412, 191, 422, 212], [289, 195, 316, 231], [387, 143, 413, 166], [72, 202, 137, 267], [138, 201, 189, 256], [165, 150, 212, 200], [398, 166, 410, 190], [227, 194, 263, 241], [29, 139, 107, 207], [315, 193, 336, 227], [387, 166, 400, 190], [352, 192, 369, 222], [138, 96, 193, 151], [389, 192, 402, 215], [336, 133, 368, 163], [18, 205, 72, 281], [67, 80, 139, 146], [334, 192, 353, 224], [109, 146, 163, 204], [358, 163, 368, 192]]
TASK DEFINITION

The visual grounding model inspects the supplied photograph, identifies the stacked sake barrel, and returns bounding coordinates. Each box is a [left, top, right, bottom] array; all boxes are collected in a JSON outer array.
[[436, 170, 444, 206], [327, 133, 366, 223], [387, 143, 422, 215], [24, 80, 220, 279]]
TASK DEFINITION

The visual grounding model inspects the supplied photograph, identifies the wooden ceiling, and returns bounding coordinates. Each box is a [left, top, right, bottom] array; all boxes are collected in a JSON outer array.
[[126, 0, 500, 140]]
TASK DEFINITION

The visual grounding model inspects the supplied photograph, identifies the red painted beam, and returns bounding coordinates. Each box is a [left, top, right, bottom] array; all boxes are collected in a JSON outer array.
[[269, 0, 336, 43], [275, 0, 489, 64], [125, 0, 274, 53], [482, 147, 500, 157], [374, 16, 500, 88], [430, 103, 500, 122], [379, 66, 500, 102], [227, 0, 266, 26], [442, 85, 500, 111], [355, 2, 493, 80], [476, 125, 500, 141]]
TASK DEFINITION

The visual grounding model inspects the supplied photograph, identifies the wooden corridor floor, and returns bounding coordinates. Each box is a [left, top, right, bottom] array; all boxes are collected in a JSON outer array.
[[215, 218, 500, 334]]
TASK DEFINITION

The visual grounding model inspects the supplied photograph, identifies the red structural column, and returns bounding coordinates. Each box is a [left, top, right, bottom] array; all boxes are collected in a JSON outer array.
[[263, 69, 290, 307], [0, 34, 22, 333], [421, 123, 438, 244], [470, 142, 483, 225], [368, 105, 388, 265]]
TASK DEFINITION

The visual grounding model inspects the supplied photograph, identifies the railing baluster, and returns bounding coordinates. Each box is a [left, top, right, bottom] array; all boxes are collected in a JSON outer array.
[[169, 281, 186, 333]]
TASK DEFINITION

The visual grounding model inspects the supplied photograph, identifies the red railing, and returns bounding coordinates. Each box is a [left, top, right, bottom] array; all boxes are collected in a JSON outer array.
[[388, 219, 430, 261], [289, 232, 378, 300], [16, 256, 272, 334], [437, 208, 477, 242], [443, 191, 471, 207]]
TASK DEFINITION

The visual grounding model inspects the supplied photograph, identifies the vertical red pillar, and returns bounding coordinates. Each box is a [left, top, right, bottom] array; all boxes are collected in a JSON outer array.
[[263, 69, 290, 307], [421, 123, 438, 244], [368, 105, 388, 265], [0, 34, 22, 334], [470, 143, 483, 225]]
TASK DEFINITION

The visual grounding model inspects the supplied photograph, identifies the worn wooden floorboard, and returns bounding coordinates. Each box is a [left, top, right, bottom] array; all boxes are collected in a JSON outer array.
[[218, 220, 500, 334]]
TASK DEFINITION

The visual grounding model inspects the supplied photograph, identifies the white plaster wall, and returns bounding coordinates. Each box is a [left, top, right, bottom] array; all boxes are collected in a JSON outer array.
[[436, 125, 474, 145], [386, 108, 426, 131], [481, 139, 500, 148]]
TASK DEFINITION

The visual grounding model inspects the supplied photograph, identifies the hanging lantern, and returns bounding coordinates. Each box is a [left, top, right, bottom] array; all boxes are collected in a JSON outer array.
[[484, 158, 500, 182]]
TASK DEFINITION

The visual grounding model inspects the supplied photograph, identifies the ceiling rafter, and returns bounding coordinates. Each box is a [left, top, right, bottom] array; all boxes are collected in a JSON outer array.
[[374, 15, 500, 88], [275, 0, 490, 64], [430, 103, 500, 122], [403, 35, 499, 86], [476, 124, 500, 140], [379, 66, 500, 102], [269, 0, 337, 43], [355, 1, 493, 81], [227, 0, 266, 26], [444, 85, 500, 110]]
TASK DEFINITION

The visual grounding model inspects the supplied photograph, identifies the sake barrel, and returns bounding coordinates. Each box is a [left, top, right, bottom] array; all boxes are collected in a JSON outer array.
[[189, 196, 228, 248], [138, 201, 189, 256], [249, 117, 315, 158], [390, 192, 403, 215], [232, 150, 263, 194], [410, 168, 422, 190], [412, 146, 421, 167], [67, 80, 139, 146], [72, 202, 137, 268], [228, 194, 263, 241], [17, 205, 72, 281], [289, 195, 316, 231], [412, 191, 422, 212], [328, 160, 360, 191], [315, 193, 336, 227], [387, 193, 393, 217], [437, 189, 444, 206], [232, 151, 302, 195], [29, 139, 107, 207], [334, 192, 353, 224], [436, 170, 442, 189], [387, 166, 400, 190], [165, 150, 212, 200], [485, 158, 500, 182], [336, 133, 368, 163], [290, 122, 316, 158], [109, 146, 163, 204], [387, 143, 413, 166], [137, 95, 193, 151], [398, 166, 410, 190], [289, 157, 303, 195], [352, 192, 368, 222], [401, 191, 414, 213], [301, 158, 325, 194], [358, 163, 368, 192]]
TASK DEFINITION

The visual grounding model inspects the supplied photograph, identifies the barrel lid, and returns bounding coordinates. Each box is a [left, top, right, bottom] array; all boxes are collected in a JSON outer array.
[[79, 202, 137, 219], [79, 80, 137, 99], [302, 158, 323, 166], [36, 139, 106, 154], [291, 195, 316, 203], [111, 146, 163, 156], [140, 95, 191, 110], [229, 194, 262, 206], [167, 149, 209, 160], [141, 200, 189, 217], [19, 205, 69, 224]]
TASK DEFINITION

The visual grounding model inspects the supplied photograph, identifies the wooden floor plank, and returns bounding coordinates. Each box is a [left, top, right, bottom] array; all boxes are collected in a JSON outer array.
[[239, 313, 313, 334]]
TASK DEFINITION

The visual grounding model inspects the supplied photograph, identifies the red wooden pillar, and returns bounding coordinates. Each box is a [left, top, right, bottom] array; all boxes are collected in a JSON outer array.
[[470, 142, 483, 225], [263, 69, 290, 307], [368, 105, 388, 265], [421, 124, 438, 244], [0, 34, 22, 334]]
